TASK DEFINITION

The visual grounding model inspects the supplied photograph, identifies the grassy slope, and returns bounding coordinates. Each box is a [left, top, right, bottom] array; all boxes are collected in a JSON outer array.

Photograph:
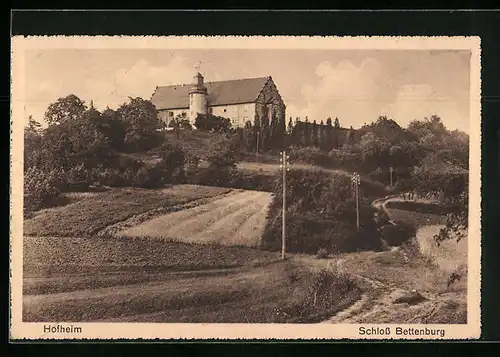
[[117, 190, 272, 247], [23, 181, 361, 323], [160, 130, 230, 158], [24, 185, 230, 237], [23, 237, 360, 323]]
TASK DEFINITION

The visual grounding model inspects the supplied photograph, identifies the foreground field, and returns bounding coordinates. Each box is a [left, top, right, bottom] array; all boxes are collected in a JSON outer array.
[[117, 190, 273, 247], [24, 185, 231, 237], [23, 183, 360, 323], [23, 237, 360, 323]]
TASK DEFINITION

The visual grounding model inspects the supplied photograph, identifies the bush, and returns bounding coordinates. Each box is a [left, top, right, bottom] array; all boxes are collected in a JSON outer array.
[[328, 149, 362, 171], [304, 268, 357, 308], [316, 248, 329, 259], [276, 268, 359, 322], [157, 144, 186, 184], [195, 114, 231, 133], [262, 169, 382, 254], [288, 147, 332, 167], [24, 166, 60, 213], [380, 220, 417, 246]]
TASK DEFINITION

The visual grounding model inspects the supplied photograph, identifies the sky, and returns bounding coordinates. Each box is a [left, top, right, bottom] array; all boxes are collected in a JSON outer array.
[[24, 48, 471, 133]]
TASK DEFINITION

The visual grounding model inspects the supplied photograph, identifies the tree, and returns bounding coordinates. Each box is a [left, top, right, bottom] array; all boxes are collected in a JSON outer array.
[[98, 107, 127, 151], [277, 110, 286, 150], [26, 115, 41, 134], [408, 115, 447, 140], [358, 132, 390, 171], [324, 117, 333, 151], [169, 113, 191, 138], [287, 117, 294, 134], [286, 117, 294, 147], [117, 97, 161, 151], [118, 97, 159, 133], [195, 114, 231, 133], [243, 121, 255, 152], [303, 117, 311, 146], [44, 94, 87, 126], [312, 120, 319, 147], [269, 111, 278, 150], [260, 106, 270, 151], [158, 144, 186, 183], [318, 120, 325, 150], [333, 117, 341, 149], [24, 116, 43, 169]]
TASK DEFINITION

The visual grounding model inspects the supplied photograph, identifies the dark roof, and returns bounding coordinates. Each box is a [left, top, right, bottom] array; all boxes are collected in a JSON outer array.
[[151, 76, 269, 110]]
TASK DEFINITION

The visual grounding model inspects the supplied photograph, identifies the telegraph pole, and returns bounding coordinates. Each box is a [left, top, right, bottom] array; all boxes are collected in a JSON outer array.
[[389, 166, 394, 187], [280, 150, 290, 260], [351, 172, 361, 232]]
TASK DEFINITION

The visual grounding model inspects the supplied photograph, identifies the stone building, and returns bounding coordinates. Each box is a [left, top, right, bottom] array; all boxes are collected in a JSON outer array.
[[151, 72, 286, 128]]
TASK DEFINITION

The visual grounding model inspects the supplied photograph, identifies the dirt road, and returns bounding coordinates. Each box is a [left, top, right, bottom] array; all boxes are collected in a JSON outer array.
[[117, 189, 273, 247], [321, 195, 467, 324]]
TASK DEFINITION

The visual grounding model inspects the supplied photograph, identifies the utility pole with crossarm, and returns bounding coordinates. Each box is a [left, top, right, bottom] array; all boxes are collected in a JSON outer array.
[[279, 150, 290, 260], [351, 172, 361, 232]]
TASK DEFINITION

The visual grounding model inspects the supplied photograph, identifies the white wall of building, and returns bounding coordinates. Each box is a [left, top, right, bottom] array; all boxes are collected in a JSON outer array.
[[211, 103, 255, 128], [158, 109, 189, 126], [159, 103, 256, 129]]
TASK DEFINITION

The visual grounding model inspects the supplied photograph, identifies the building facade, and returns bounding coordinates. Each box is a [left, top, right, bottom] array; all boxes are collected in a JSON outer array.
[[151, 73, 286, 129]]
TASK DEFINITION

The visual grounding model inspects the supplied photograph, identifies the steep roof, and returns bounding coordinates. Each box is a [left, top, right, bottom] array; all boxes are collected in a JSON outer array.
[[151, 76, 270, 110]]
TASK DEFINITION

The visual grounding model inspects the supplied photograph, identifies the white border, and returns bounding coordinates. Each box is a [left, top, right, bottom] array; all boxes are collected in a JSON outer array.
[[10, 36, 481, 340]]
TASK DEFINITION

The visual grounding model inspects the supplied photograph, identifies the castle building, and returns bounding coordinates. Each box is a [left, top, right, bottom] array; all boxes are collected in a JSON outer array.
[[151, 72, 286, 128]]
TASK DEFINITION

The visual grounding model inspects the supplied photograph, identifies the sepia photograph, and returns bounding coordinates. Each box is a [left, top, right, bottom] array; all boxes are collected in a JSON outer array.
[[10, 36, 481, 340]]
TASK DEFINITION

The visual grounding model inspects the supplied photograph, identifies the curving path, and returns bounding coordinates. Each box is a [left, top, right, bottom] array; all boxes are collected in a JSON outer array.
[[321, 195, 467, 324]]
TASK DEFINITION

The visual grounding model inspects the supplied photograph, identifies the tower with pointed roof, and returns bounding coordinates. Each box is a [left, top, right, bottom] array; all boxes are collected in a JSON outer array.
[[188, 72, 208, 124]]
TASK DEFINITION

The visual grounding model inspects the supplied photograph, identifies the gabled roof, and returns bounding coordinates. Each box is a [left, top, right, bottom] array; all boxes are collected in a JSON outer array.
[[151, 76, 270, 110]]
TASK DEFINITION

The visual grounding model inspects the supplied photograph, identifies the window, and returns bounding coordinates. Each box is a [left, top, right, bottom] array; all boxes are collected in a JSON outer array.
[[209, 107, 213, 114], [223, 108, 227, 113], [168, 111, 174, 117]]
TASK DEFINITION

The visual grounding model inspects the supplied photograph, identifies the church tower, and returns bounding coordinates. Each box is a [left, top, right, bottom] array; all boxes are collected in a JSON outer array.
[[189, 71, 208, 125]]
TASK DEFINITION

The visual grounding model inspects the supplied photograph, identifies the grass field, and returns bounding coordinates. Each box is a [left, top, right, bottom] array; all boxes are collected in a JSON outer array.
[[23, 236, 280, 291], [23, 182, 361, 323], [23, 236, 360, 323], [117, 190, 273, 247], [387, 208, 447, 227], [24, 185, 231, 237]]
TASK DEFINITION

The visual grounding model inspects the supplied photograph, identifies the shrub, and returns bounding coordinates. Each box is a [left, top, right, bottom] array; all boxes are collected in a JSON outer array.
[[316, 248, 329, 259], [262, 169, 382, 254], [195, 114, 231, 133], [24, 166, 60, 213], [380, 220, 417, 246], [276, 267, 359, 322], [288, 147, 332, 167], [157, 144, 186, 184], [328, 149, 362, 171], [305, 268, 357, 307]]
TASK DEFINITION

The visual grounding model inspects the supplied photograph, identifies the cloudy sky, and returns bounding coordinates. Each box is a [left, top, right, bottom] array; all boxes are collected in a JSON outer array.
[[24, 48, 471, 132]]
